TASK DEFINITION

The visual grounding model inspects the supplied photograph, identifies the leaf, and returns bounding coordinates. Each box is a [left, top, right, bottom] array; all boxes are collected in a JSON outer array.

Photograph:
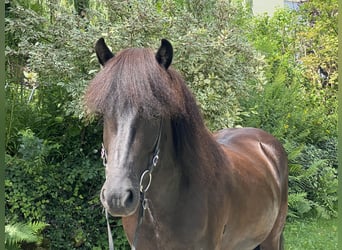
[[5, 221, 49, 249]]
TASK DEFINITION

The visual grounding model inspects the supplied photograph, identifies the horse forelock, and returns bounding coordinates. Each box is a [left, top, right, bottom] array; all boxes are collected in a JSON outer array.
[[85, 47, 192, 120]]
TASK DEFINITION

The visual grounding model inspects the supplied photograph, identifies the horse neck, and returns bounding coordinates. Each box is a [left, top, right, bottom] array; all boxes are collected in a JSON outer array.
[[149, 118, 221, 207]]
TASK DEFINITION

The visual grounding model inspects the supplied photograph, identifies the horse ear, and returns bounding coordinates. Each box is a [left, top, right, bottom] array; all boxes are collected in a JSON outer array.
[[156, 39, 173, 69], [95, 38, 114, 66]]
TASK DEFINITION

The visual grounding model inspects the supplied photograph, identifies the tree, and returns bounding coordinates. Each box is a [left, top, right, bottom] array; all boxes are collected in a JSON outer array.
[[240, 2, 337, 218], [298, 0, 338, 91]]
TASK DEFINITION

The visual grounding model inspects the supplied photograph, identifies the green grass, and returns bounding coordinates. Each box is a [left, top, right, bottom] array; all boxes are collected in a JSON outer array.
[[284, 218, 337, 249]]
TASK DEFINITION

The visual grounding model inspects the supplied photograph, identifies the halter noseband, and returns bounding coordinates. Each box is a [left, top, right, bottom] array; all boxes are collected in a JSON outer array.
[[101, 119, 163, 250]]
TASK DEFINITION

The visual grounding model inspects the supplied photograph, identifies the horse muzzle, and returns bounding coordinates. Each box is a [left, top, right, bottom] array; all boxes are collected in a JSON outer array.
[[100, 179, 139, 217]]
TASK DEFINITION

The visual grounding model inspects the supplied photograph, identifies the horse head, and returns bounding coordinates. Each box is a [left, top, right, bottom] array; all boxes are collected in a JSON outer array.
[[94, 38, 172, 217]]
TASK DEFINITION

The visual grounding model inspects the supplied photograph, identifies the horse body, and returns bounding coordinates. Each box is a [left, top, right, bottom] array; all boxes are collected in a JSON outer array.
[[85, 38, 288, 250], [119, 127, 287, 250]]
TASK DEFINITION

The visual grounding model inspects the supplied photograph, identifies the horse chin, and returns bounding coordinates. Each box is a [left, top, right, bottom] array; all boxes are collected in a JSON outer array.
[[107, 205, 139, 218]]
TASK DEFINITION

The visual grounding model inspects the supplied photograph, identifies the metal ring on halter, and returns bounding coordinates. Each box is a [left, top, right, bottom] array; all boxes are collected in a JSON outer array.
[[142, 198, 149, 210], [139, 169, 152, 193], [152, 155, 159, 167]]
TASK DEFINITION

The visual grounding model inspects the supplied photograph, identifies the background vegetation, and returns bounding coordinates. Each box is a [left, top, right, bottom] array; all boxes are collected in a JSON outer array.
[[5, 0, 337, 249]]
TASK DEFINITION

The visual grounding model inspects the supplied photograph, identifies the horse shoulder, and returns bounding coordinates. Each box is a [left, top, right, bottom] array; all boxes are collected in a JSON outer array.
[[214, 127, 287, 180], [213, 128, 287, 249]]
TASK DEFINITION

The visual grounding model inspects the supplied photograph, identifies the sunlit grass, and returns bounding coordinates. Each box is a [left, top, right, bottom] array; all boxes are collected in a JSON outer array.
[[284, 218, 337, 249]]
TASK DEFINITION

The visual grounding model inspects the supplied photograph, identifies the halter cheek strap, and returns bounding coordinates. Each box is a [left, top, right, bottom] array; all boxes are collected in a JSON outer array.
[[132, 121, 162, 249], [138, 120, 162, 194], [102, 119, 163, 250]]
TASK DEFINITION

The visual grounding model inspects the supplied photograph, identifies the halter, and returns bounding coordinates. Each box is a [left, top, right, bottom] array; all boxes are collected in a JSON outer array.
[[101, 120, 163, 250]]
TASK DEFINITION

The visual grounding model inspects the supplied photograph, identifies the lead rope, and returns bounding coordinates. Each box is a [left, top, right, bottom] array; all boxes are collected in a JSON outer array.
[[106, 209, 115, 250], [101, 145, 114, 250]]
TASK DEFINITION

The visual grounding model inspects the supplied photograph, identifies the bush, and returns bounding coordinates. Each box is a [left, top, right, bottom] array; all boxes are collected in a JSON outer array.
[[287, 159, 337, 219], [241, 70, 336, 144], [280, 138, 337, 220], [240, 6, 337, 220], [5, 129, 111, 249]]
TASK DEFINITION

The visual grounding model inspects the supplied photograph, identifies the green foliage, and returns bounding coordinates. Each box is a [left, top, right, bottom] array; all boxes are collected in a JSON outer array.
[[298, 0, 338, 92], [5, 129, 110, 249], [284, 139, 337, 219], [242, 6, 337, 140], [6, 4, 101, 120], [298, 138, 338, 170], [241, 5, 337, 220], [287, 160, 337, 219], [241, 71, 335, 144], [5, 221, 48, 250]]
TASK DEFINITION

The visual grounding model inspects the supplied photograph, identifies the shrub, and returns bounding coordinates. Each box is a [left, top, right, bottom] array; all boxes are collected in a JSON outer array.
[[285, 140, 337, 219], [240, 68, 334, 144], [241, 6, 337, 220], [5, 129, 111, 249], [241, 7, 337, 143]]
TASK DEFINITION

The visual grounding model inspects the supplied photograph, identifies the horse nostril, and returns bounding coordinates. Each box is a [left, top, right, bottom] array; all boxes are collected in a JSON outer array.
[[124, 189, 134, 207]]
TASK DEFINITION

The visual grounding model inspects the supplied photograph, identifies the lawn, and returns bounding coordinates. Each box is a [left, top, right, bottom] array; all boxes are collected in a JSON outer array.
[[284, 218, 337, 249]]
